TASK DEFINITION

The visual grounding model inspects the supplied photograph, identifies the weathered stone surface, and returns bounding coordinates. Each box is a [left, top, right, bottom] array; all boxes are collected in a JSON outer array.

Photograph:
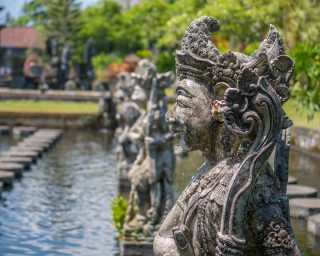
[[20, 141, 51, 151], [153, 16, 300, 255], [25, 137, 55, 145], [308, 213, 320, 237], [16, 144, 46, 152], [0, 162, 24, 176], [0, 170, 14, 185], [287, 185, 318, 199], [0, 156, 33, 169], [290, 198, 320, 218], [3, 150, 38, 162], [288, 176, 298, 184], [9, 146, 42, 157]]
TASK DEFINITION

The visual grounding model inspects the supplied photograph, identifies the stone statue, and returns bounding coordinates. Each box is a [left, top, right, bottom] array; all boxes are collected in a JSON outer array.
[[123, 61, 175, 240], [115, 100, 141, 182], [154, 16, 301, 255], [114, 65, 150, 184], [114, 72, 136, 103]]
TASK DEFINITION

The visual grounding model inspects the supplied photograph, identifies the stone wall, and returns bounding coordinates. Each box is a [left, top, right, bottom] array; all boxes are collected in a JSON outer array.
[[291, 127, 320, 158], [0, 88, 111, 102], [0, 112, 100, 128]]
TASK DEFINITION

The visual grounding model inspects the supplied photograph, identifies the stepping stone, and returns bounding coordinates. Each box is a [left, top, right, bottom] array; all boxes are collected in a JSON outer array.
[[2, 150, 38, 163], [19, 141, 51, 151], [38, 129, 62, 137], [0, 170, 14, 186], [25, 137, 55, 145], [288, 176, 298, 184], [290, 198, 320, 218], [0, 156, 33, 170], [34, 130, 61, 139], [308, 213, 320, 237], [13, 126, 37, 138], [287, 185, 318, 199], [9, 146, 43, 157], [0, 125, 11, 135], [0, 162, 24, 177]]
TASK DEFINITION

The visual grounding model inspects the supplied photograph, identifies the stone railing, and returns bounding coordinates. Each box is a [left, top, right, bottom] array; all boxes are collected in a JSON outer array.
[[0, 88, 111, 102]]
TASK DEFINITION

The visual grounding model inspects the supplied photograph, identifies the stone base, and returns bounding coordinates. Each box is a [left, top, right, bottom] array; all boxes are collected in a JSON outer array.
[[120, 238, 154, 256]]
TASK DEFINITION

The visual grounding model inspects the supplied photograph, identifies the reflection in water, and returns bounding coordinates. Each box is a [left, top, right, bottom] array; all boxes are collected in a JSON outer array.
[[0, 131, 119, 256]]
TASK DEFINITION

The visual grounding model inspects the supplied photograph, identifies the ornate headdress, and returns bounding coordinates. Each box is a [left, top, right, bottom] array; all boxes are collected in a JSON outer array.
[[176, 16, 294, 106]]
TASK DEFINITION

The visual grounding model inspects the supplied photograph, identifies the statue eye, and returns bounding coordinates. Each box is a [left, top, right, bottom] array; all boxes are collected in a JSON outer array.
[[176, 88, 191, 98], [177, 99, 188, 108]]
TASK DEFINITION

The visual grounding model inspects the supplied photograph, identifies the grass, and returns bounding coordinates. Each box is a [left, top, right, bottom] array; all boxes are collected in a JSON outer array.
[[0, 98, 317, 129], [284, 100, 320, 131], [0, 100, 99, 114]]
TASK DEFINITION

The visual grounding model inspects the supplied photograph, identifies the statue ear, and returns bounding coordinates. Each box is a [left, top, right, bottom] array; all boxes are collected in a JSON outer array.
[[214, 82, 230, 100], [211, 82, 229, 121]]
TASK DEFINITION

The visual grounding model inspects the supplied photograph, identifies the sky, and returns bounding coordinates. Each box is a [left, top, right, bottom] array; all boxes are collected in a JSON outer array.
[[0, 0, 99, 23]]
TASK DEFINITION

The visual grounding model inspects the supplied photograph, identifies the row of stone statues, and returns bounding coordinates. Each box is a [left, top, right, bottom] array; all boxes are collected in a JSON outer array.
[[114, 16, 301, 255], [114, 59, 176, 241]]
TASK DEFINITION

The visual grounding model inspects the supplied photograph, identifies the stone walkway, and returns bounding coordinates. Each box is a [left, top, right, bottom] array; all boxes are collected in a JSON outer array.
[[0, 127, 62, 192]]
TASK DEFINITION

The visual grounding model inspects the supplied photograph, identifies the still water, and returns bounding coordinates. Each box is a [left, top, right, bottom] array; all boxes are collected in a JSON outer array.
[[0, 131, 119, 256], [0, 131, 319, 255]]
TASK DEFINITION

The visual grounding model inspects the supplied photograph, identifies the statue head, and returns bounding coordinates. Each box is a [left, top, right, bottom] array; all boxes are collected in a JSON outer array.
[[131, 59, 157, 107], [166, 16, 294, 162]]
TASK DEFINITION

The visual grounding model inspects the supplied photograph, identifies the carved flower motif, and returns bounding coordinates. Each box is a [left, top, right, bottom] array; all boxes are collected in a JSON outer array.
[[263, 221, 295, 250]]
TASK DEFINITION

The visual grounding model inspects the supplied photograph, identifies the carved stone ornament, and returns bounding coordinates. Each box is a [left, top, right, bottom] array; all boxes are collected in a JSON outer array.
[[122, 59, 176, 241], [153, 16, 300, 255]]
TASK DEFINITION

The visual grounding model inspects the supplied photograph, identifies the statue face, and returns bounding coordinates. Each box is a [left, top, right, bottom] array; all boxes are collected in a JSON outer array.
[[166, 79, 213, 152], [131, 84, 147, 104]]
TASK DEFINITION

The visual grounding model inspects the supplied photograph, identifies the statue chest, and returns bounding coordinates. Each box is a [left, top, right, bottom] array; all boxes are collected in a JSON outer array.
[[173, 163, 237, 255]]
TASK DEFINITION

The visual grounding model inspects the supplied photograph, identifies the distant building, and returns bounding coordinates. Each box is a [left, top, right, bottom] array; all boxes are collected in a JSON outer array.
[[0, 26, 44, 87]]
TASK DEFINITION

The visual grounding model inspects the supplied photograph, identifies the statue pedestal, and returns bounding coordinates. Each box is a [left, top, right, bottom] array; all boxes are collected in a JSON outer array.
[[120, 238, 154, 256]]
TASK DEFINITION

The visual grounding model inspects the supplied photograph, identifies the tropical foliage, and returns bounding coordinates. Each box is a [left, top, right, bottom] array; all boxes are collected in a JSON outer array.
[[111, 195, 127, 237], [14, 0, 320, 117]]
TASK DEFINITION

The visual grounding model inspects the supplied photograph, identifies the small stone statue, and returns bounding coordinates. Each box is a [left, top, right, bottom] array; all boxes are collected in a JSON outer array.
[[115, 100, 141, 181], [123, 61, 175, 240], [154, 16, 301, 255]]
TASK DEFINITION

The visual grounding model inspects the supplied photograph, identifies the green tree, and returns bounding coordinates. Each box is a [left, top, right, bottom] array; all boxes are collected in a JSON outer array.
[[77, 0, 122, 55], [13, 0, 82, 60]]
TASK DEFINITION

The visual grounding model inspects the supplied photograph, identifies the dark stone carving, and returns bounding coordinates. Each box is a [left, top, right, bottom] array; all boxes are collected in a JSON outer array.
[[154, 16, 300, 255], [121, 60, 176, 242]]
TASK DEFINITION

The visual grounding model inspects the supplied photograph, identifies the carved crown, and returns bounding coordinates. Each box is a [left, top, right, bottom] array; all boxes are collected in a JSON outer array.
[[176, 16, 294, 105]]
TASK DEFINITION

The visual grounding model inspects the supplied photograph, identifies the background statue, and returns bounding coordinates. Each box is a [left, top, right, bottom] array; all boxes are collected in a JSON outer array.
[[123, 60, 175, 240], [114, 70, 147, 184], [115, 99, 140, 183], [154, 16, 300, 255]]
